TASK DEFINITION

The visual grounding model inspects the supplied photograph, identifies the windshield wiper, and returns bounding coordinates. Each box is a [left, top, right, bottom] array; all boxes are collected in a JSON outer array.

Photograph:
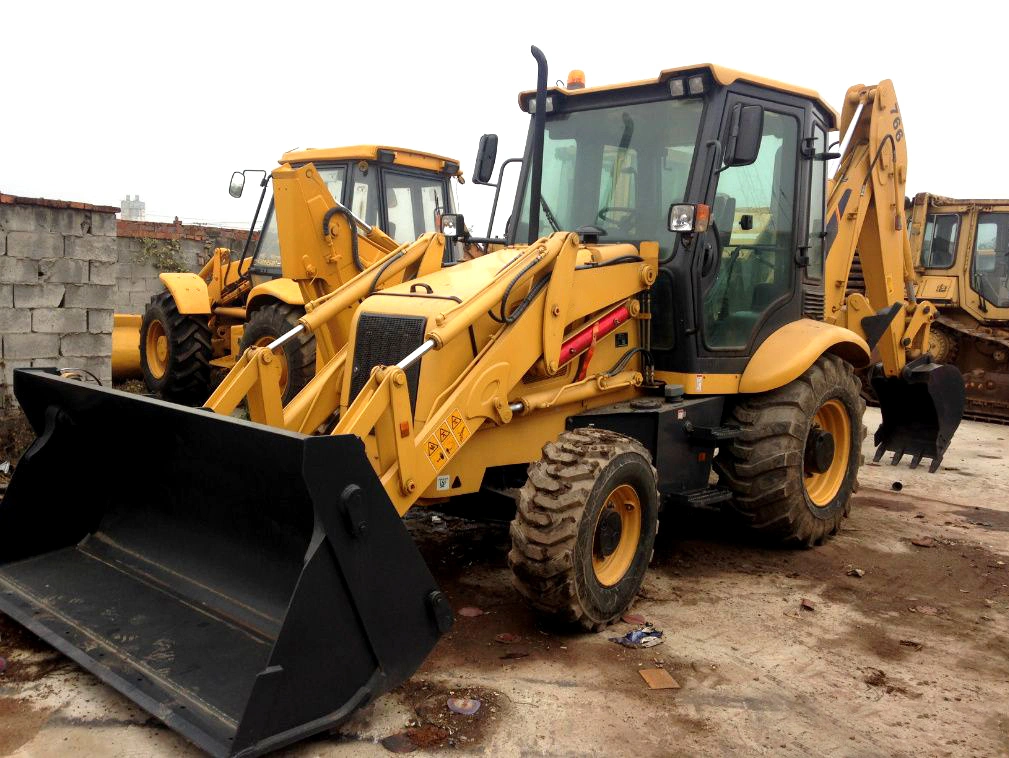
[[540, 196, 560, 232]]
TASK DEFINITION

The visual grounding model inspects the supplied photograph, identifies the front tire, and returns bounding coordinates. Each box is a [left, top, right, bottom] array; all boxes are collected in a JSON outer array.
[[140, 291, 212, 405], [715, 353, 866, 546], [508, 429, 659, 631], [239, 302, 316, 405]]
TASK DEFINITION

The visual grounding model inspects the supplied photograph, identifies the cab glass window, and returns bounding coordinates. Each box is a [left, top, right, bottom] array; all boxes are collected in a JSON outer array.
[[921, 213, 959, 269], [972, 212, 1009, 307], [383, 171, 447, 243], [806, 126, 827, 280], [703, 110, 799, 349], [515, 98, 704, 258]]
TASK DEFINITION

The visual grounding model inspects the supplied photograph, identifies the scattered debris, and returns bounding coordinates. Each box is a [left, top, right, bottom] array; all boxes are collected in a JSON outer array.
[[0, 461, 10, 475], [430, 515, 444, 525], [911, 537, 935, 548], [862, 667, 920, 698], [447, 697, 481, 716], [495, 633, 522, 644], [891, 481, 903, 491], [457, 606, 484, 617], [909, 605, 940, 616], [500, 651, 529, 660], [846, 567, 865, 578], [622, 612, 646, 625], [381, 732, 417, 753], [800, 598, 816, 612], [609, 624, 663, 649], [914, 512, 925, 519], [639, 668, 680, 690], [899, 639, 923, 651]]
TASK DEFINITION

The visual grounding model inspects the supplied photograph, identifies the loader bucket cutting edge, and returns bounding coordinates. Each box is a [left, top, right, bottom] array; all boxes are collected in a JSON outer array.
[[0, 368, 453, 757], [870, 360, 965, 473]]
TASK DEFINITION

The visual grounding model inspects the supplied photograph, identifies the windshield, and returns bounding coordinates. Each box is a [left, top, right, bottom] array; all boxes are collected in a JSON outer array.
[[972, 212, 1009, 307], [515, 98, 704, 258], [252, 164, 347, 271]]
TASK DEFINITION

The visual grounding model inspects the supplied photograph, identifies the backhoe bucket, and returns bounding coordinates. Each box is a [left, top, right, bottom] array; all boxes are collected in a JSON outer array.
[[0, 369, 453, 757], [870, 360, 965, 473]]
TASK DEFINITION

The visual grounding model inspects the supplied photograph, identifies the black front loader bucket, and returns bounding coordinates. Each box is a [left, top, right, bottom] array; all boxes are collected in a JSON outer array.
[[0, 369, 453, 757], [870, 359, 965, 473]]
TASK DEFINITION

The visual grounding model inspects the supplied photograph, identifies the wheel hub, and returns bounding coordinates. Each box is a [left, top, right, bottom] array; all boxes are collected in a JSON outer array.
[[804, 428, 835, 474], [594, 507, 623, 558]]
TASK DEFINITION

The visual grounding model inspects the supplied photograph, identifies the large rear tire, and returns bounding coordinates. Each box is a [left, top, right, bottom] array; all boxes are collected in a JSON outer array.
[[714, 354, 865, 547], [140, 291, 212, 405], [239, 302, 316, 405], [508, 429, 658, 631]]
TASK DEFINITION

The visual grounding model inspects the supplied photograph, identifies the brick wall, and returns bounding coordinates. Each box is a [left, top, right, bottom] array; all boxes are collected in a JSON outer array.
[[0, 194, 120, 407], [114, 219, 254, 313]]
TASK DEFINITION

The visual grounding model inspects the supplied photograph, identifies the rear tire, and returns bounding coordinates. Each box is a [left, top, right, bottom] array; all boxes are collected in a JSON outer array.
[[714, 354, 866, 546], [508, 429, 658, 631], [140, 291, 212, 405], [239, 302, 316, 405]]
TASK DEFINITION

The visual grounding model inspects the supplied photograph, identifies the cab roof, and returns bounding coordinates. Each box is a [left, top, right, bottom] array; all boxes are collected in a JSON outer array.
[[519, 63, 837, 128], [280, 145, 462, 176]]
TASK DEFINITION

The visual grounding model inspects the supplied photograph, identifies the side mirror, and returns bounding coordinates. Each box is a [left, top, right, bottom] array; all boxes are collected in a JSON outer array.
[[474, 134, 499, 185], [229, 171, 246, 198], [440, 213, 466, 240], [724, 104, 764, 168]]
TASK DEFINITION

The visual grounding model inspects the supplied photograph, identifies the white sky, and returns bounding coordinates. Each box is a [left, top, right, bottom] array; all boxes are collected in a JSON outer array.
[[2, 1, 1000, 236]]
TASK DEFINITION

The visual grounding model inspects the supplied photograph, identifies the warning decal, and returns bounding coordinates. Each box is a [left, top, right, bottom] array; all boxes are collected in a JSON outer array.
[[426, 408, 472, 471], [427, 434, 447, 469]]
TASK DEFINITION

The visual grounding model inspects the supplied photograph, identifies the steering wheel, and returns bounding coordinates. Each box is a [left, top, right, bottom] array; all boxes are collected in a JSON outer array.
[[597, 206, 639, 234]]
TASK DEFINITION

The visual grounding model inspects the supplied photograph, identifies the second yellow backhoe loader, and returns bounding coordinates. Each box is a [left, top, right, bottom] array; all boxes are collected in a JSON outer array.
[[0, 49, 964, 757], [121, 145, 461, 404], [903, 192, 1009, 421]]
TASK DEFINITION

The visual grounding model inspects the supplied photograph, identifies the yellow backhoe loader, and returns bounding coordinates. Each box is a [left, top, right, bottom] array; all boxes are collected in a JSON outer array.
[[903, 192, 1009, 421], [119, 145, 461, 405], [0, 49, 964, 757]]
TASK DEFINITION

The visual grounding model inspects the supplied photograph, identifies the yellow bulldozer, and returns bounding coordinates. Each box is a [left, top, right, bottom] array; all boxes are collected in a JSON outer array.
[[904, 192, 1009, 421], [118, 145, 462, 404], [0, 49, 964, 756]]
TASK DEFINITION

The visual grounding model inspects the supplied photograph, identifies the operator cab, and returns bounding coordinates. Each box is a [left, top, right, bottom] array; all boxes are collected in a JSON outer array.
[[238, 146, 462, 288], [490, 65, 837, 384]]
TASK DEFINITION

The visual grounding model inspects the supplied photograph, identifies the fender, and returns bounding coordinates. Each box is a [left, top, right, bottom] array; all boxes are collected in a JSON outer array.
[[158, 273, 212, 315], [739, 319, 871, 394], [246, 277, 305, 313]]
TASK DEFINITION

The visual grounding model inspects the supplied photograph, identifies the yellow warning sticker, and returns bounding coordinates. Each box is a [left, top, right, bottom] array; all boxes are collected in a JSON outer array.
[[426, 434, 447, 469], [438, 422, 459, 457], [449, 408, 470, 443]]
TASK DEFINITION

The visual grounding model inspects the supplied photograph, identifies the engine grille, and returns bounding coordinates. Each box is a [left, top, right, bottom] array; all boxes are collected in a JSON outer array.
[[350, 313, 427, 411]]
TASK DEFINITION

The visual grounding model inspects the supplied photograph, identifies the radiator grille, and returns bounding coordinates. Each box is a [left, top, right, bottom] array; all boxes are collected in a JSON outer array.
[[350, 313, 426, 411]]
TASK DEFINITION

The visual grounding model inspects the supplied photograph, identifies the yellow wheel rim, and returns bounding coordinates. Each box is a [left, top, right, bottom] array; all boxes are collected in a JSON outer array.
[[804, 398, 851, 507], [145, 320, 169, 380], [592, 484, 642, 587], [254, 336, 289, 395]]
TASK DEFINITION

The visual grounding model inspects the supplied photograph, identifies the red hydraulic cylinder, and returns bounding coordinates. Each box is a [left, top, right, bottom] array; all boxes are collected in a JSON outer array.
[[557, 304, 631, 368]]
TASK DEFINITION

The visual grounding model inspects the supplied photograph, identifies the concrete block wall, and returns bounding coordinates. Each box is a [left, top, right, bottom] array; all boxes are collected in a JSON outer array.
[[114, 219, 253, 313], [0, 194, 120, 407]]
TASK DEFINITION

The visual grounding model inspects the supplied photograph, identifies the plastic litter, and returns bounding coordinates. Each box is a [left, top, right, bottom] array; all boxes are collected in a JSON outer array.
[[457, 606, 484, 617], [609, 624, 663, 649], [446, 697, 481, 716]]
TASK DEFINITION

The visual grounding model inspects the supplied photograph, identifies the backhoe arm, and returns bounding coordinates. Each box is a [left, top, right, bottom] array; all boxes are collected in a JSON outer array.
[[822, 80, 964, 470], [822, 80, 931, 375]]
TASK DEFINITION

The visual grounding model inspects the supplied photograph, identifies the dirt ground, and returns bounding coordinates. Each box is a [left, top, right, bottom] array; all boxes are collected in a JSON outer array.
[[1, 407, 1007, 757]]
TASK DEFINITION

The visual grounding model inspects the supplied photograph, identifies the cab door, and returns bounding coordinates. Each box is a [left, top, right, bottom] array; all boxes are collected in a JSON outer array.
[[693, 95, 805, 373]]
